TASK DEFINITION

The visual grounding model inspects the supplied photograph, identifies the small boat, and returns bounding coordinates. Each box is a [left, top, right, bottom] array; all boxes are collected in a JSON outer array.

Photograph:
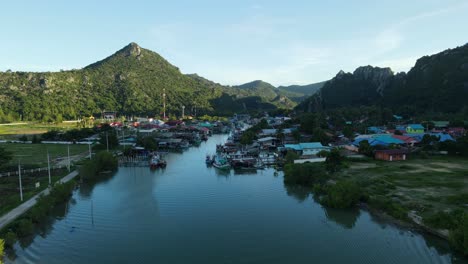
[[179, 140, 190, 149], [213, 155, 231, 170], [150, 154, 167, 169], [205, 155, 214, 165]]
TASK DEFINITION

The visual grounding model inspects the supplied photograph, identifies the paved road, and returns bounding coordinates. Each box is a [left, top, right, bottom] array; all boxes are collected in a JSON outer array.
[[0, 170, 79, 230]]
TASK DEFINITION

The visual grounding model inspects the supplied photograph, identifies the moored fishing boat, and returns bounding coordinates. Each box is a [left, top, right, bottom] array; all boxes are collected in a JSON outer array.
[[212, 154, 231, 170], [150, 154, 167, 169]]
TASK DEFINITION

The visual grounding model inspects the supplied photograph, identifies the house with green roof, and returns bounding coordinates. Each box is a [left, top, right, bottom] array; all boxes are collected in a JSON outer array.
[[432, 121, 449, 129], [406, 124, 424, 134]]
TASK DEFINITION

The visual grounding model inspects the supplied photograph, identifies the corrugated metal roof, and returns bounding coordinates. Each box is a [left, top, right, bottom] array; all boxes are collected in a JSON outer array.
[[299, 142, 324, 149]]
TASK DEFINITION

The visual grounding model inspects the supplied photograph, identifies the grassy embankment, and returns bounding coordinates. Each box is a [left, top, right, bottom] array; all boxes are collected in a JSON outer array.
[[286, 155, 468, 254]]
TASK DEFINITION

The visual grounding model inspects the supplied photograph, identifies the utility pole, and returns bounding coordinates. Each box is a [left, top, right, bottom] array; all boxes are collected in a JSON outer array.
[[106, 132, 109, 152], [89, 142, 92, 160], [182, 105, 185, 120], [18, 160, 23, 202], [67, 144, 71, 172], [47, 150, 51, 186], [163, 88, 166, 120]]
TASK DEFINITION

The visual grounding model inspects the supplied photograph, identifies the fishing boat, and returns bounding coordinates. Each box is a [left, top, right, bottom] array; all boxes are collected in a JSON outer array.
[[212, 154, 231, 170], [179, 140, 190, 149], [231, 157, 264, 170], [150, 154, 167, 169]]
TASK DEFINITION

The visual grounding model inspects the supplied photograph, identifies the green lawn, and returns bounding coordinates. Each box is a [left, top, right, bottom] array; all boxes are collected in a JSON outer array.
[[1, 143, 88, 168], [0, 122, 79, 139]]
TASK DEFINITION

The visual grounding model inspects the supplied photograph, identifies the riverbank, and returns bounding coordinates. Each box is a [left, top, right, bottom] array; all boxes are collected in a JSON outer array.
[[0, 170, 79, 231], [284, 155, 468, 255]]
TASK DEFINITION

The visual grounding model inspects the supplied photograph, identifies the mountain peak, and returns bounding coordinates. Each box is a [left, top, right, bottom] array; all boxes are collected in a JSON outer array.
[[120, 42, 142, 57]]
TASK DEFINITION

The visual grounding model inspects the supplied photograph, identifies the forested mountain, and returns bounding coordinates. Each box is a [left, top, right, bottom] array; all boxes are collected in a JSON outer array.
[[230, 80, 296, 108], [277, 81, 325, 102], [0, 43, 294, 122], [296, 43, 468, 116]]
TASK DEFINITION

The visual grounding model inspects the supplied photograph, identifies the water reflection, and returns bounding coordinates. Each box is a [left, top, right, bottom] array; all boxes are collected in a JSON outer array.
[[323, 206, 360, 229], [78, 171, 116, 199], [284, 184, 311, 202]]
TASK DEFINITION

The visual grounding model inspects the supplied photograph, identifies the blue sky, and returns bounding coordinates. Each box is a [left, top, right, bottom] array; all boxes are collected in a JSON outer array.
[[1, 0, 467, 86]]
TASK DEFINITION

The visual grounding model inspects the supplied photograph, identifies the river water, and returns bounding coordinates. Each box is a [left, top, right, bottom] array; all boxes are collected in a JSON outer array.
[[7, 135, 467, 263]]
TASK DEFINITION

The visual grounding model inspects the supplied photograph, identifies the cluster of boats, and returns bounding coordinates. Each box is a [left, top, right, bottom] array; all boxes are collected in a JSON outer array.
[[206, 153, 264, 171]]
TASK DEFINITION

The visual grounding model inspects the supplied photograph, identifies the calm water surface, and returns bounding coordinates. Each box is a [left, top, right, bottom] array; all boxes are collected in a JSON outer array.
[[7, 135, 467, 264]]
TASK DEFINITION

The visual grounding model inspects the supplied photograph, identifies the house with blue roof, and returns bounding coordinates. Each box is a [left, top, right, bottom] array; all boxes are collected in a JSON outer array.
[[406, 124, 424, 134], [368, 126, 386, 134], [353, 134, 405, 147], [430, 132, 455, 142]]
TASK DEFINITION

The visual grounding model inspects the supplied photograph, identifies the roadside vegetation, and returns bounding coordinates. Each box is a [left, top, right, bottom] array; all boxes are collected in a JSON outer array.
[[0, 238, 4, 264], [0, 180, 76, 249]]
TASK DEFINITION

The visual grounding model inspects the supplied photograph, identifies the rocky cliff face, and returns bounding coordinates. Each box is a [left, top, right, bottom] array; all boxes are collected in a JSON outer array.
[[353, 66, 393, 95], [296, 42, 468, 114]]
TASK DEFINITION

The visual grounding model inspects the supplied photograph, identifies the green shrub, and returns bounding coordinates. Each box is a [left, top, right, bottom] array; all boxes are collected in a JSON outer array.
[[0, 238, 4, 260], [3, 232, 17, 248], [449, 213, 468, 255], [369, 196, 409, 220], [321, 180, 362, 209], [283, 163, 329, 187]]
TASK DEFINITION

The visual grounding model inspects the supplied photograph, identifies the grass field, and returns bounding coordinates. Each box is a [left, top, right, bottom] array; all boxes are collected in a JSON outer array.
[[0, 168, 71, 217], [0, 122, 79, 139], [346, 156, 468, 218], [1, 143, 89, 169]]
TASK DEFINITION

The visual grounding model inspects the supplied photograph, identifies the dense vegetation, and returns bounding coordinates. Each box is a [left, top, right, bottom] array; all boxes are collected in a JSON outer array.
[[297, 43, 468, 117], [0, 238, 3, 264], [79, 151, 118, 181]]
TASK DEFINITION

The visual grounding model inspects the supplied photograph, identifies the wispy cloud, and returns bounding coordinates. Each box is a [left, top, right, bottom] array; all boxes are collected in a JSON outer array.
[[395, 1, 468, 27]]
